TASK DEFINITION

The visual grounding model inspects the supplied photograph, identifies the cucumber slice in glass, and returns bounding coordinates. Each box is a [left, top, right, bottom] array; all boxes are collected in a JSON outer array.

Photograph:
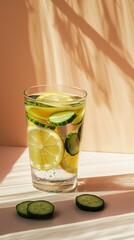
[[26, 113, 55, 129], [48, 111, 77, 126], [16, 201, 33, 218], [65, 133, 80, 156], [76, 194, 105, 212], [25, 100, 45, 107], [27, 200, 54, 219]]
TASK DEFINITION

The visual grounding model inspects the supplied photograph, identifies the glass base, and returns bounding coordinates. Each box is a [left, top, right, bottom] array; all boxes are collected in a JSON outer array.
[[31, 167, 77, 193], [32, 176, 77, 193]]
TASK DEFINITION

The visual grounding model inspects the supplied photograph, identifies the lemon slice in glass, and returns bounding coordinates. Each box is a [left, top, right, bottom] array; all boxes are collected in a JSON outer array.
[[37, 92, 73, 103], [72, 108, 85, 125], [60, 151, 79, 173], [25, 104, 51, 119], [27, 126, 64, 170], [25, 92, 74, 119]]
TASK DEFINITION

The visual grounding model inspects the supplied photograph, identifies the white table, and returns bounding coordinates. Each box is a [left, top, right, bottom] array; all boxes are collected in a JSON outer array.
[[0, 146, 134, 239]]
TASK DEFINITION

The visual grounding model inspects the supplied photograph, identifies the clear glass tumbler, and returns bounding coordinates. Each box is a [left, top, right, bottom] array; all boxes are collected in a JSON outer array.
[[24, 84, 87, 192]]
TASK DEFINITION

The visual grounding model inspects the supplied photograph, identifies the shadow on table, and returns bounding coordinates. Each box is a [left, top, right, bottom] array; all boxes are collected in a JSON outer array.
[[77, 174, 134, 192], [1, 190, 134, 236], [0, 147, 26, 182]]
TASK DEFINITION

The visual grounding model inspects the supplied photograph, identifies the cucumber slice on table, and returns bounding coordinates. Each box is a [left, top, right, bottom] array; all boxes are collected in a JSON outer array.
[[48, 111, 77, 126], [27, 200, 55, 219], [16, 201, 32, 218], [65, 133, 80, 156], [76, 194, 105, 212]]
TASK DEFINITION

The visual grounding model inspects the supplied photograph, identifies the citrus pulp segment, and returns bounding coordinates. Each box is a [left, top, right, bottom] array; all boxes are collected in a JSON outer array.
[[27, 126, 64, 170]]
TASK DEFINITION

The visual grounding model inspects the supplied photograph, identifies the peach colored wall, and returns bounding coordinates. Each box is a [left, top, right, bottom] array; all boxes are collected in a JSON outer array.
[[0, 0, 36, 146], [0, 0, 134, 153]]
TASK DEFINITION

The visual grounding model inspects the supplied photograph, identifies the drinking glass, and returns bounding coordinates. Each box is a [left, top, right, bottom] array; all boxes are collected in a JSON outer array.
[[24, 84, 87, 192]]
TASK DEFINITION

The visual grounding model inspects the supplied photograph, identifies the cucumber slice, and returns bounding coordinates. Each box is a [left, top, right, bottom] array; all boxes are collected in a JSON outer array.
[[48, 111, 77, 126], [27, 200, 54, 219], [25, 100, 45, 107], [76, 194, 105, 212], [26, 113, 55, 130], [65, 133, 80, 156], [16, 201, 33, 218]]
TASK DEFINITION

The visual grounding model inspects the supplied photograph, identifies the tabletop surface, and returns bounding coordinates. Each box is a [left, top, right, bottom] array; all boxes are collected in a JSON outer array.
[[0, 146, 134, 239]]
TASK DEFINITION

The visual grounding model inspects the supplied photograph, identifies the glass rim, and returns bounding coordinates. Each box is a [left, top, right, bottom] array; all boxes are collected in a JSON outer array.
[[24, 84, 87, 104]]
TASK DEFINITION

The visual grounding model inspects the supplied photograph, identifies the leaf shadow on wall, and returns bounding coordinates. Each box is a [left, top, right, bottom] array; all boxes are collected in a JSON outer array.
[[51, 0, 134, 111]]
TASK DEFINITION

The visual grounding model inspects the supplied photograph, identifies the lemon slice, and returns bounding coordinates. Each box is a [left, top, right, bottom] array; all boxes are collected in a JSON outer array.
[[37, 92, 73, 103], [27, 126, 64, 170], [60, 151, 79, 173], [25, 104, 51, 119], [25, 92, 74, 119], [72, 108, 85, 125]]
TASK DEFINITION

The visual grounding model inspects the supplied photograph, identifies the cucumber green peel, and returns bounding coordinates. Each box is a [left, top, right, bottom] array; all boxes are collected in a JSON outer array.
[[26, 113, 55, 129], [27, 201, 54, 219], [16, 201, 33, 219], [16, 200, 54, 220], [76, 194, 105, 212], [49, 111, 77, 126], [25, 100, 45, 107], [16, 195, 105, 220], [65, 133, 80, 156]]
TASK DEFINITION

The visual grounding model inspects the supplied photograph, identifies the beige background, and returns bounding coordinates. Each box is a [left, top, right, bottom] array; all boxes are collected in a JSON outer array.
[[0, 0, 134, 153]]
